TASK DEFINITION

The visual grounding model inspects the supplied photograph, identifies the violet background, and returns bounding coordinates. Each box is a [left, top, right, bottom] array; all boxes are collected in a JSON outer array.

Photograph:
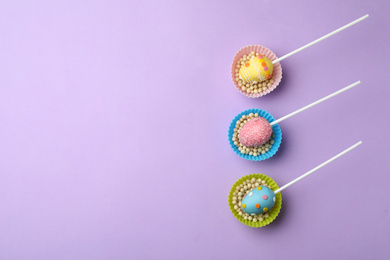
[[1, 0, 389, 259]]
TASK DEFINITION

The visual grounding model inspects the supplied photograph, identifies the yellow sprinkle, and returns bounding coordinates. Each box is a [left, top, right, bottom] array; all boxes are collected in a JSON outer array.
[[257, 187, 262, 190], [263, 207, 268, 212], [242, 204, 246, 208]]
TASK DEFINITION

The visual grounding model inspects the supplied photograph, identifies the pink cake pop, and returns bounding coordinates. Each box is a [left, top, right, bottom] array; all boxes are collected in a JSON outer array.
[[239, 117, 272, 147], [236, 81, 360, 148]]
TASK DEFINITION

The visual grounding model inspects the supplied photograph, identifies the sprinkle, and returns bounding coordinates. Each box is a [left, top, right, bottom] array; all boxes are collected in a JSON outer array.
[[242, 204, 246, 208], [262, 195, 268, 200], [255, 204, 260, 208], [257, 186, 262, 190], [263, 207, 268, 212]]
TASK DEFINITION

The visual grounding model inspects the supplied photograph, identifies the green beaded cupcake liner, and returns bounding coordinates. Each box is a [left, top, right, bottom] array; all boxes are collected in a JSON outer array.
[[228, 173, 282, 228]]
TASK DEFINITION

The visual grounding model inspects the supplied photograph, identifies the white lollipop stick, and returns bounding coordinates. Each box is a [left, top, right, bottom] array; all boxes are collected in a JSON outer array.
[[274, 141, 362, 194], [272, 14, 369, 64], [270, 81, 360, 126]]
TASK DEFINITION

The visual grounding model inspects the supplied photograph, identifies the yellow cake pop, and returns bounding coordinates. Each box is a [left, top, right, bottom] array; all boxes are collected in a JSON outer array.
[[239, 55, 273, 84]]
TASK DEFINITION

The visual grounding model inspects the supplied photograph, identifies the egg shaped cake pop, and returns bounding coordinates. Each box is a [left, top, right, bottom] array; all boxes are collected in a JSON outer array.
[[239, 55, 274, 84], [232, 45, 282, 98], [231, 15, 369, 98], [229, 141, 362, 228], [229, 81, 361, 161], [241, 186, 276, 214], [228, 173, 282, 228], [228, 108, 282, 161], [239, 117, 273, 147]]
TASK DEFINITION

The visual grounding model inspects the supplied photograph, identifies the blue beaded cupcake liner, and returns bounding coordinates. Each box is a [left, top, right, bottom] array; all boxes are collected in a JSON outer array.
[[228, 109, 282, 161]]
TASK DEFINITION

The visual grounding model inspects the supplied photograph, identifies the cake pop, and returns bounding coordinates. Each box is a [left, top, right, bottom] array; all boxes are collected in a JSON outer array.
[[230, 141, 362, 227], [232, 14, 369, 97], [229, 81, 361, 160]]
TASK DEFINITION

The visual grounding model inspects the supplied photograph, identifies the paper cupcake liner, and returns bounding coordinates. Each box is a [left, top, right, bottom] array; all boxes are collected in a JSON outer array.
[[228, 109, 282, 161], [228, 173, 282, 228], [231, 45, 283, 98]]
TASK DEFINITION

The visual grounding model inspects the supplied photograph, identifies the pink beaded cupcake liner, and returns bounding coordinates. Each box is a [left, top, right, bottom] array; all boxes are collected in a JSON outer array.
[[231, 45, 282, 98]]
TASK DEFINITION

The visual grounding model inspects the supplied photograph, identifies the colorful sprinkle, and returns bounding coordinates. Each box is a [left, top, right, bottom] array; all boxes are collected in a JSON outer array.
[[262, 195, 268, 200], [257, 187, 262, 190], [263, 207, 268, 212], [273, 197, 276, 202], [258, 55, 263, 59], [248, 192, 253, 197], [262, 62, 266, 67], [255, 204, 260, 208], [245, 63, 250, 67], [264, 66, 268, 71], [242, 204, 246, 208]]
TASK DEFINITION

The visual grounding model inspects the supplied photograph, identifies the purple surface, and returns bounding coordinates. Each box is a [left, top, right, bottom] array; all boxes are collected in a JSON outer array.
[[0, 0, 389, 259]]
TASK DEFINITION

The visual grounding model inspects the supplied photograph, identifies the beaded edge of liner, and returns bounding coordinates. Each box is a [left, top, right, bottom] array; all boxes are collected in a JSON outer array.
[[228, 173, 282, 228], [228, 109, 282, 161]]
